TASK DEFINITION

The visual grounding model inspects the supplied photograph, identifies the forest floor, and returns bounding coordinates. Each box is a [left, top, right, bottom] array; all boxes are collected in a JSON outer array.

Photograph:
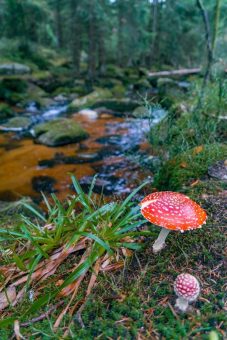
[[0, 59, 226, 339]]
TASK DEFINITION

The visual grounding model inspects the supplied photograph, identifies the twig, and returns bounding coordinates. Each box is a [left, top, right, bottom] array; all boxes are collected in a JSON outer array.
[[167, 302, 179, 320], [75, 258, 101, 328], [20, 301, 64, 327]]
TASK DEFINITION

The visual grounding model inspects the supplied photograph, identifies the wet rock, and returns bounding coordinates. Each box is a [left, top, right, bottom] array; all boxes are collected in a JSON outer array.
[[54, 94, 68, 102], [132, 106, 151, 118], [34, 118, 89, 146], [111, 84, 126, 98], [38, 151, 102, 168], [70, 88, 112, 110], [78, 109, 98, 120], [0, 103, 14, 120], [0, 63, 31, 75], [32, 175, 57, 193], [91, 99, 139, 114], [208, 160, 227, 181], [0, 116, 31, 131], [0, 78, 28, 104], [96, 135, 123, 146], [133, 78, 151, 91], [79, 175, 125, 195]]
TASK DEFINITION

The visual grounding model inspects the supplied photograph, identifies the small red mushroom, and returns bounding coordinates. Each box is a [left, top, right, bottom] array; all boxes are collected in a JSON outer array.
[[174, 273, 200, 312], [140, 191, 207, 253]]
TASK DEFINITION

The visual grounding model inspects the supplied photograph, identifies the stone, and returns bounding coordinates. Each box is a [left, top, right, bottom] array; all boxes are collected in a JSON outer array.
[[32, 176, 57, 193], [0, 116, 31, 131], [208, 160, 227, 181], [78, 109, 98, 120], [70, 88, 112, 110], [34, 118, 88, 146], [91, 99, 139, 114], [132, 106, 151, 118], [0, 103, 14, 120], [0, 63, 31, 75]]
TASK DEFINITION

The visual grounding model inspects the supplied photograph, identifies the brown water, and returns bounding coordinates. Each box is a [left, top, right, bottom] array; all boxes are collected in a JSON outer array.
[[0, 107, 163, 203]]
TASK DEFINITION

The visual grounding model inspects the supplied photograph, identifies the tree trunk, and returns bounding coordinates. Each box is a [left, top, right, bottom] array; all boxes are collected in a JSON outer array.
[[149, 0, 158, 67], [88, 1, 97, 81], [55, 0, 63, 49], [117, 1, 124, 67], [70, 0, 81, 76], [97, 27, 106, 75], [212, 0, 221, 55]]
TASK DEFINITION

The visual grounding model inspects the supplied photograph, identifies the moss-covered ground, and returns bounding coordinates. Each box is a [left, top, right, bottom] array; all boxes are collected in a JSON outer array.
[[0, 185, 226, 339]]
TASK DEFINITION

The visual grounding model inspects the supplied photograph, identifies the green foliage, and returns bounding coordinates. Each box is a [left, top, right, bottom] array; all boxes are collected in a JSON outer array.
[[149, 76, 227, 158], [0, 176, 151, 327], [154, 143, 227, 191]]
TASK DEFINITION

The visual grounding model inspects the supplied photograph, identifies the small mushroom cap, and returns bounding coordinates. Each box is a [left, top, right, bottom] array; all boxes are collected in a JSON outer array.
[[140, 191, 207, 231], [174, 273, 200, 302]]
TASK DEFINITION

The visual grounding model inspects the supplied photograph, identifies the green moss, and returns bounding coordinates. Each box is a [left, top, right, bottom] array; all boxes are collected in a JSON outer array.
[[70, 88, 113, 110], [0, 78, 28, 104], [154, 143, 227, 190], [34, 118, 89, 146], [91, 98, 139, 113], [0, 103, 14, 120]]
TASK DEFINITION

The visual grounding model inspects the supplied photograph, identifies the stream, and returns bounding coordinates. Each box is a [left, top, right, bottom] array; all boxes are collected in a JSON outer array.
[[0, 102, 166, 203]]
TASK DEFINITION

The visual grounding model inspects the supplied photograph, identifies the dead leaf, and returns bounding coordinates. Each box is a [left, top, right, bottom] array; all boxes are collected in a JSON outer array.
[[116, 293, 127, 302], [121, 248, 133, 257], [56, 279, 64, 287], [0, 286, 16, 310], [190, 179, 200, 187], [14, 320, 25, 340], [193, 145, 203, 155], [101, 261, 124, 272], [180, 162, 188, 168]]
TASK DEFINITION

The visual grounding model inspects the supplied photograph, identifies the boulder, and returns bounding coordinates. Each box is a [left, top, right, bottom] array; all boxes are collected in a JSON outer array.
[[0, 116, 31, 131], [70, 88, 112, 110], [0, 63, 31, 75], [91, 98, 140, 114], [34, 118, 88, 146], [0, 103, 14, 120], [132, 106, 151, 118]]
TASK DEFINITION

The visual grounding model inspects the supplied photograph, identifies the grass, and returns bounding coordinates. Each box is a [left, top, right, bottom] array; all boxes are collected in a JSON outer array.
[[0, 175, 153, 332], [153, 143, 227, 191], [0, 176, 226, 338]]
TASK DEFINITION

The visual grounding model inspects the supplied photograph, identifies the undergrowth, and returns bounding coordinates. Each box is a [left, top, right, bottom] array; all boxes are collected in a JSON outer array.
[[0, 175, 151, 331]]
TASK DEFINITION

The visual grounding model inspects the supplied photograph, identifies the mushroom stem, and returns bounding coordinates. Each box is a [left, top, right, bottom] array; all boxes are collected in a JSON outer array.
[[175, 297, 189, 312], [153, 227, 170, 253]]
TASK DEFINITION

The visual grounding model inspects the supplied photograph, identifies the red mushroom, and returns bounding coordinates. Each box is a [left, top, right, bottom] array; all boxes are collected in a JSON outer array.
[[174, 273, 200, 312], [140, 191, 207, 253]]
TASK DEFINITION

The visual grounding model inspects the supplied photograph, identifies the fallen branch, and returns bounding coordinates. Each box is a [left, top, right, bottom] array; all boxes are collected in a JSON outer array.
[[148, 68, 201, 77], [20, 301, 64, 327]]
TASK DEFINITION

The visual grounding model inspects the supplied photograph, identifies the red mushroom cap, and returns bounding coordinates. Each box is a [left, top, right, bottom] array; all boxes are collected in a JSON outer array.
[[140, 191, 207, 231], [174, 273, 200, 301]]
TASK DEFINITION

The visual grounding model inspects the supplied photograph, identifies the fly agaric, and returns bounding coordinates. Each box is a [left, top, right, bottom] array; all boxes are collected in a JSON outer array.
[[174, 273, 200, 312], [140, 191, 207, 253]]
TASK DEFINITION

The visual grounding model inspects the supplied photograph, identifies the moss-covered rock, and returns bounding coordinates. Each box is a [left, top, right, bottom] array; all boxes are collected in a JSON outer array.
[[0, 116, 31, 131], [70, 88, 113, 110], [34, 118, 88, 146], [91, 98, 139, 114], [133, 78, 151, 90], [105, 65, 125, 79], [111, 84, 126, 98], [154, 143, 227, 190], [0, 78, 28, 104], [0, 63, 31, 76], [0, 103, 14, 120], [132, 106, 151, 118]]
